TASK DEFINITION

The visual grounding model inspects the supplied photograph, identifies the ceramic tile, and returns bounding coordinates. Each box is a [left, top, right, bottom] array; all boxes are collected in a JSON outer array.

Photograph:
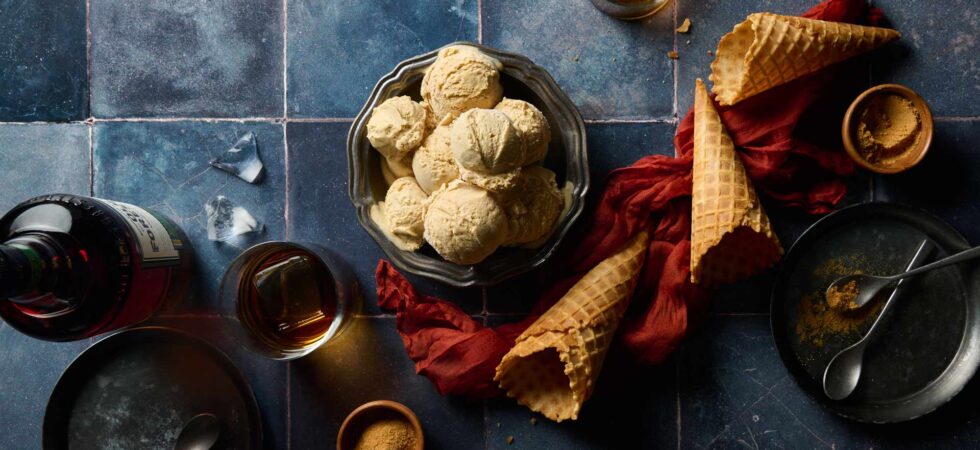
[[875, 119, 980, 243], [92, 122, 286, 314], [287, 0, 478, 118], [872, 0, 980, 116], [289, 317, 485, 450], [90, 0, 283, 117], [484, 319, 677, 450], [487, 122, 676, 314], [0, 124, 90, 214], [285, 122, 483, 315], [0, 327, 92, 448], [483, 0, 675, 120], [148, 315, 288, 450], [0, 0, 87, 121]]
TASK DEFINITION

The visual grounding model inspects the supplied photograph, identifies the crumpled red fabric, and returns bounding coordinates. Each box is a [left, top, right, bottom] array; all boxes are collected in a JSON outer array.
[[377, 0, 880, 399]]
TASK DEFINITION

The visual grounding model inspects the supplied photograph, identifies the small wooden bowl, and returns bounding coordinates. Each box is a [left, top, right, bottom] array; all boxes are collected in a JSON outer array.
[[337, 400, 424, 450], [842, 84, 934, 174]]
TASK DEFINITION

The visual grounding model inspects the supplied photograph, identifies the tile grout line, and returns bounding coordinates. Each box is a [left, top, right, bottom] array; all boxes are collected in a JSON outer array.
[[671, 0, 678, 121], [286, 361, 292, 450], [283, 121, 290, 239], [935, 116, 980, 122], [282, 0, 289, 119], [93, 117, 285, 123], [482, 399, 490, 450], [85, 0, 93, 118], [585, 118, 677, 124], [88, 123, 94, 196], [675, 358, 681, 450], [477, 0, 483, 44]]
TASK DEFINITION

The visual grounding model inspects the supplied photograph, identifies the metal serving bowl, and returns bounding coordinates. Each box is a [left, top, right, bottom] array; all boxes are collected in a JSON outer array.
[[347, 41, 589, 287]]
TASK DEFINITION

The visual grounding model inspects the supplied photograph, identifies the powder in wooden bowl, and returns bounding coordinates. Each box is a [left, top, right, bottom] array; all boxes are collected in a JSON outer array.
[[856, 94, 921, 166], [354, 418, 418, 450]]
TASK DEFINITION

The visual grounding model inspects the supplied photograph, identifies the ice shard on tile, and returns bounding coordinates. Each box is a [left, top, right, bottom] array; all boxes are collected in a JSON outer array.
[[210, 131, 265, 184], [205, 195, 263, 242]]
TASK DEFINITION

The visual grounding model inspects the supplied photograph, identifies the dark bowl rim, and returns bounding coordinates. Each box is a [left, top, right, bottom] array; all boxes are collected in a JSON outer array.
[[346, 41, 590, 287]]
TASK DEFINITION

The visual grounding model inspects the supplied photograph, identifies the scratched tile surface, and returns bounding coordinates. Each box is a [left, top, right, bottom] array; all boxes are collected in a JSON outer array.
[[287, 0, 478, 118], [0, 0, 978, 449], [90, 0, 284, 118], [0, 0, 87, 121]]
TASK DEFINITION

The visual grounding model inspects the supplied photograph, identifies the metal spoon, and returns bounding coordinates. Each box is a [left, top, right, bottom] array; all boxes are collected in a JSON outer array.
[[823, 240, 933, 400], [174, 413, 220, 450], [827, 243, 980, 311]]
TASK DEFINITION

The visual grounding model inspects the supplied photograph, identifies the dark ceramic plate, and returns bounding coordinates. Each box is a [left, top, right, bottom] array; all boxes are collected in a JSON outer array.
[[43, 327, 262, 449], [771, 202, 980, 423], [348, 41, 589, 287]]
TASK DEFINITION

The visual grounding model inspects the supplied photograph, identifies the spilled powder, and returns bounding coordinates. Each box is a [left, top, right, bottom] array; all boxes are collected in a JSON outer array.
[[825, 280, 859, 311], [795, 258, 882, 347]]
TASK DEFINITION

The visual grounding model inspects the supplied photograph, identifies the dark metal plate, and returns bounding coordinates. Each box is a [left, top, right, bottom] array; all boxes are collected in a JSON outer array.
[[771, 202, 980, 423], [43, 327, 262, 449]]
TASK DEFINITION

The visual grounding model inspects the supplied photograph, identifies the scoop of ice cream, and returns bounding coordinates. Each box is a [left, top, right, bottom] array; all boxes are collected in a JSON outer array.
[[459, 166, 521, 196], [380, 153, 414, 186], [424, 180, 508, 265], [421, 45, 504, 122], [502, 166, 563, 247], [451, 109, 525, 175], [376, 177, 428, 251], [367, 96, 429, 159], [495, 98, 551, 165], [412, 123, 459, 194]]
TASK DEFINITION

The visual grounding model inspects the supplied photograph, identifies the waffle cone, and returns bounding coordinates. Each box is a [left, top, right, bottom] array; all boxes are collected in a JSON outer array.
[[709, 13, 900, 105], [494, 231, 649, 422], [691, 79, 782, 286]]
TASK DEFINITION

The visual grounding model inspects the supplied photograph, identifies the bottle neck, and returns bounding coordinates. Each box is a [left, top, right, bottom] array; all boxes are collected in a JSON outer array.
[[0, 243, 40, 299]]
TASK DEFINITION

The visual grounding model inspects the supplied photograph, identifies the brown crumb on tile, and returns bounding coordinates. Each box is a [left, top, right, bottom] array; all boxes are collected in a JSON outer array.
[[572, 53, 580, 62], [507, 436, 515, 445], [530, 417, 538, 425], [676, 18, 692, 33], [667, 51, 679, 60], [707, 50, 714, 56]]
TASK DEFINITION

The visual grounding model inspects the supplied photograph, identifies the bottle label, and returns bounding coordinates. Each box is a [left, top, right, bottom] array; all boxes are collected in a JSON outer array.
[[95, 199, 181, 266]]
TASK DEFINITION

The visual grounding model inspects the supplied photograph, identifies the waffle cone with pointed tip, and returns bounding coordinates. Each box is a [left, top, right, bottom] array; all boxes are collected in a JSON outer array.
[[709, 13, 900, 106], [494, 231, 649, 422], [691, 79, 782, 286]]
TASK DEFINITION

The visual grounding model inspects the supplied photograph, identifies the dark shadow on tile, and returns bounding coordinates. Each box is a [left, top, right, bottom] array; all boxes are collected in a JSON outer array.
[[148, 315, 288, 450], [484, 316, 677, 449], [487, 122, 676, 314], [287, 0, 477, 118], [0, 124, 90, 213], [871, 0, 980, 116], [484, 0, 675, 120], [289, 317, 484, 450], [90, 0, 283, 117], [93, 122, 286, 314], [0, 327, 92, 448], [875, 120, 980, 243], [0, 0, 87, 121], [285, 122, 482, 315]]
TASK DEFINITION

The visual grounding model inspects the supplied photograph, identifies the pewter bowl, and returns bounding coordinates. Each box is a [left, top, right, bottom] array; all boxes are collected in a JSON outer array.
[[347, 42, 589, 287]]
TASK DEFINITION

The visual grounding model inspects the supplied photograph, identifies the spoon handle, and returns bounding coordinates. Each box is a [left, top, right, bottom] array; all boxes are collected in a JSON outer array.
[[867, 240, 934, 338], [890, 244, 980, 281]]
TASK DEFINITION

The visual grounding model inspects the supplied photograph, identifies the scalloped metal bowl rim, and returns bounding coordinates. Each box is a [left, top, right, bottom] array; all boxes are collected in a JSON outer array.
[[346, 42, 589, 287]]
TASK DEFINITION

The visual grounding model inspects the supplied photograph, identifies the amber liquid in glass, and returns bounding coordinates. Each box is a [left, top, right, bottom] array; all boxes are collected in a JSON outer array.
[[236, 247, 337, 352]]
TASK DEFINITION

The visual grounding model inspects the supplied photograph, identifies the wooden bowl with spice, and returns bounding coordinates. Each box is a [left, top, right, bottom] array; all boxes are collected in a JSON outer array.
[[337, 400, 424, 450], [842, 84, 934, 174]]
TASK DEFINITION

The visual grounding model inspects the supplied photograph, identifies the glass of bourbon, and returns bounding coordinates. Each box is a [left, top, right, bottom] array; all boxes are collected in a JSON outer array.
[[221, 241, 360, 360]]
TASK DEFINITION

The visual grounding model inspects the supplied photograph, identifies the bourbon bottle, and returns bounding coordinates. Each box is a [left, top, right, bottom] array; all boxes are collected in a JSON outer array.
[[0, 194, 192, 341]]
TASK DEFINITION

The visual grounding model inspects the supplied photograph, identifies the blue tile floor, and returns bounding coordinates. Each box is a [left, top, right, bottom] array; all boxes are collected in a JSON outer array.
[[1, 0, 979, 448]]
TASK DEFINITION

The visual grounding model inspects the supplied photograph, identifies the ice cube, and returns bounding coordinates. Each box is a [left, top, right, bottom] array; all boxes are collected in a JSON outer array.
[[205, 195, 263, 242], [210, 131, 265, 184], [253, 255, 326, 329]]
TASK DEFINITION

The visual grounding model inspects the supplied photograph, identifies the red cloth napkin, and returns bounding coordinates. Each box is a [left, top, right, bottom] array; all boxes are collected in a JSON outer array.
[[378, 0, 879, 399]]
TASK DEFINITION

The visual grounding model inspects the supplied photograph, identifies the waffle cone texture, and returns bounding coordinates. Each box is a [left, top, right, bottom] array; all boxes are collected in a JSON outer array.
[[709, 13, 900, 105], [690, 79, 782, 286], [494, 231, 650, 422]]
